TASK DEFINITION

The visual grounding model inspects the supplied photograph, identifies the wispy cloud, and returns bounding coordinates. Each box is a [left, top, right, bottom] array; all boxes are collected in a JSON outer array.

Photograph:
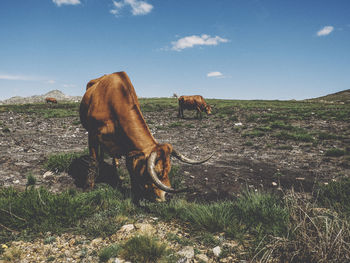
[[53, 0, 81, 6], [63, 84, 76, 88], [171, 34, 228, 51], [0, 74, 36, 81], [0, 74, 57, 85], [317, 26, 334, 36], [111, 0, 153, 16], [207, 71, 224, 78]]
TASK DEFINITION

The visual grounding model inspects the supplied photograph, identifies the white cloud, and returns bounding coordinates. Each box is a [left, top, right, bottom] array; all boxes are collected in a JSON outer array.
[[47, 80, 56, 84], [111, 0, 153, 16], [207, 72, 223, 78], [171, 34, 229, 51], [317, 26, 334, 36], [53, 0, 81, 6]]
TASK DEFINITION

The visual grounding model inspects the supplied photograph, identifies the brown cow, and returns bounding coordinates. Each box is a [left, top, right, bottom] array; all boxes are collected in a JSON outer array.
[[45, 97, 57, 104], [79, 72, 213, 202], [178, 95, 212, 119]]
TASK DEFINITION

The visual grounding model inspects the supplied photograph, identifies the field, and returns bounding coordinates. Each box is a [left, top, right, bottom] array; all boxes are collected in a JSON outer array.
[[1, 99, 349, 199], [1, 98, 350, 262]]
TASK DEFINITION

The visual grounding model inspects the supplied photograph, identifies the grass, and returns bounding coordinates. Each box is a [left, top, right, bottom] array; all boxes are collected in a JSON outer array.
[[119, 234, 173, 263], [325, 148, 347, 157], [0, 185, 134, 243], [0, 103, 79, 118], [99, 244, 121, 262], [317, 177, 350, 217], [43, 150, 88, 173], [148, 191, 289, 239], [1, 183, 350, 262]]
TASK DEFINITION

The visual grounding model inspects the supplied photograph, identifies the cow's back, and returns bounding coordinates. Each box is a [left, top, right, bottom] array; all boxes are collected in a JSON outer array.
[[80, 72, 139, 130], [179, 95, 205, 109]]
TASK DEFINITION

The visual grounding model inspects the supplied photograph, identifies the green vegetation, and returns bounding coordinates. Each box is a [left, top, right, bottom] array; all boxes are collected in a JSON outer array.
[[317, 177, 350, 216], [0, 103, 79, 118], [147, 191, 289, 239], [2, 182, 350, 262], [119, 234, 173, 263], [99, 244, 121, 262], [325, 148, 347, 157], [1, 97, 350, 261], [0, 185, 133, 243], [44, 150, 87, 173]]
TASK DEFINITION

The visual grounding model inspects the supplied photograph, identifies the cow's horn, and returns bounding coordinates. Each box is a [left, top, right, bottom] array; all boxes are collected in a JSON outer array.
[[147, 152, 188, 193], [172, 149, 214, 165]]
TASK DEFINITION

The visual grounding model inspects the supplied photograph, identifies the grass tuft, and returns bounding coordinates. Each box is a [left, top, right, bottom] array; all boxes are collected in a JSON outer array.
[[120, 234, 171, 263]]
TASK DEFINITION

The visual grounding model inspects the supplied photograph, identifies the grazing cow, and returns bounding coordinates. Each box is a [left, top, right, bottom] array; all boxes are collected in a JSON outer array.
[[45, 97, 57, 104], [79, 72, 213, 202], [178, 95, 212, 119]]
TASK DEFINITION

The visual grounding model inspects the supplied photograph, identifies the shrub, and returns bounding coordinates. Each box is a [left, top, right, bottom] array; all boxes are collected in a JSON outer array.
[[44, 151, 85, 173], [120, 234, 171, 263], [26, 174, 37, 187], [325, 148, 346, 157], [99, 244, 121, 262], [317, 177, 350, 216], [275, 131, 314, 142]]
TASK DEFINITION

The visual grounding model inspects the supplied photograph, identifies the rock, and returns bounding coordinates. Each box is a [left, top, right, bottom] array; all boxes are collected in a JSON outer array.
[[177, 246, 194, 259], [213, 246, 221, 257], [119, 224, 135, 233], [195, 253, 209, 262], [43, 171, 54, 179], [134, 223, 156, 235]]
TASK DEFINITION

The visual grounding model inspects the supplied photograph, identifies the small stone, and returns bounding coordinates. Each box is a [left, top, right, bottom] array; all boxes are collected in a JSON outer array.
[[213, 246, 221, 257]]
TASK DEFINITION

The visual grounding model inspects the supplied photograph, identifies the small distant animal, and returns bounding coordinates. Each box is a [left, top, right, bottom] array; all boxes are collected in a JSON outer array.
[[79, 72, 213, 202], [178, 95, 212, 119], [45, 97, 57, 104]]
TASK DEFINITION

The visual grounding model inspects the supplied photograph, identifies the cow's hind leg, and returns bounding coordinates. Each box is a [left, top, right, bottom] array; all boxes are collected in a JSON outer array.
[[87, 133, 99, 189]]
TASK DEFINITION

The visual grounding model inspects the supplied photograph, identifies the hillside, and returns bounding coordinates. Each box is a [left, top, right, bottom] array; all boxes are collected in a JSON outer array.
[[0, 90, 82, 105], [306, 89, 350, 104]]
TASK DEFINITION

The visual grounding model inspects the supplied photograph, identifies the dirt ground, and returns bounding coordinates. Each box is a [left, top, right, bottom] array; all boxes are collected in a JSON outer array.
[[1, 105, 349, 202]]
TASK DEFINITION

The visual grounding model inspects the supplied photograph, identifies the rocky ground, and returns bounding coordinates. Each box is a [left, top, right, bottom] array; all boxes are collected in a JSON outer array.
[[1, 101, 350, 262]]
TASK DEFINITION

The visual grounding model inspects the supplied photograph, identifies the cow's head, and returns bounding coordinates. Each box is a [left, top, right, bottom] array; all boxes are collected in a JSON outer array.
[[126, 143, 213, 202], [205, 105, 212, 115]]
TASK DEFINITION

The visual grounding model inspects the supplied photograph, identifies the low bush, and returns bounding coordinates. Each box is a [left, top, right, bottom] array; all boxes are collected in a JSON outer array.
[[325, 148, 346, 157], [317, 177, 350, 216], [99, 244, 121, 262], [44, 152, 85, 173], [120, 234, 172, 263]]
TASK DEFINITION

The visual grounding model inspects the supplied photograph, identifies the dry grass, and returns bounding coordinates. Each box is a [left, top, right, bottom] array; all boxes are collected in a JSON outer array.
[[254, 190, 350, 263]]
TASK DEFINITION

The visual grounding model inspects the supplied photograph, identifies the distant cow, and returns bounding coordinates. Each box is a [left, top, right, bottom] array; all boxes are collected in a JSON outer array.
[[79, 72, 213, 202], [45, 97, 57, 104], [178, 95, 212, 119]]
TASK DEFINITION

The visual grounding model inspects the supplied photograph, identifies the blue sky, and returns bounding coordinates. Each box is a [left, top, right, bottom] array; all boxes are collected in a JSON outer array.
[[0, 0, 349, 100]]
